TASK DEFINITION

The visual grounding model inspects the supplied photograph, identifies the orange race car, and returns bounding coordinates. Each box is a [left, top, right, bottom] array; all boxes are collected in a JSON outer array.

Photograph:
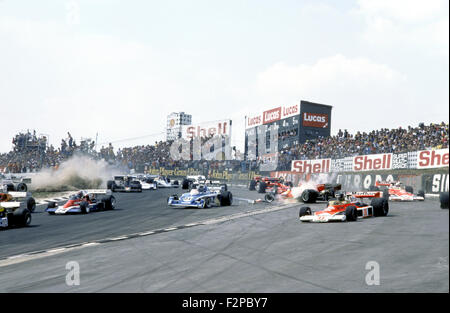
[[299, 191, 389, 223]]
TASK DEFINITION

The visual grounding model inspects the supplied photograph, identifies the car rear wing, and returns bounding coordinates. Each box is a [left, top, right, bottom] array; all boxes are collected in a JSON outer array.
[[0, 201, 21, 209], [7, 191, 32, 199], [347, 191, 383, 198], [375, 181, 396, 187], [86, 189, 112, 195]]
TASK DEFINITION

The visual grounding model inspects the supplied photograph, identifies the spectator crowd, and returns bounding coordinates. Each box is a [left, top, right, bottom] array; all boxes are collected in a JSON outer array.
[[1, 122, 448, 173]]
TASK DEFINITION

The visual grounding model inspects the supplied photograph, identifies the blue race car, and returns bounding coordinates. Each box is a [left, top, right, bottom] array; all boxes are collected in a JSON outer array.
[[168, 185, 233, 208]]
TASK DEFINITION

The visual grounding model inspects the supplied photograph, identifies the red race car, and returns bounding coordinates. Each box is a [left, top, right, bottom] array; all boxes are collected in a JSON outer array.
[[299, 191, 389, 223], [373, 181, 425, 201], [264, 183, 341, 203], [249, 176, 292, 193]]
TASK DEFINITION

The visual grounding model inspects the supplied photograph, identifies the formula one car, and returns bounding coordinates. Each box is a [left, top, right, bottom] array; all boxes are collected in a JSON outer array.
[[0, 191, 36, 212], [374, 181, 424, 201], [1, 173, 30, 192], [0, 201, 32, 228], [134, 174, 157, 190], [299, 191, 389, 223], [264, 182, 341, 204], [154, 175, 179, 188], [181, 175, 207, 189], [46, 190, 116, 215], [168, 184, 232, 208], [107, 175, 142, 192], [249, 176, 290, 193]]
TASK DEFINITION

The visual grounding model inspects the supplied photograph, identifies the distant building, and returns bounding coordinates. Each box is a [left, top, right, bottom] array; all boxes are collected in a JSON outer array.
[[166, 112, 192, 141]]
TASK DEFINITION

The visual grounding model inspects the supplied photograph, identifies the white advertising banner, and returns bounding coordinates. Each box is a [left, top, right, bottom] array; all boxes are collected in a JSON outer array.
[[416, 148, 449, 169]]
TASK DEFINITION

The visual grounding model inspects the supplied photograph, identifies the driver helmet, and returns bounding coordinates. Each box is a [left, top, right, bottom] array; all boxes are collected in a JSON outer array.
[[337, 192, 345, 202], [197, 185, 206, 193]]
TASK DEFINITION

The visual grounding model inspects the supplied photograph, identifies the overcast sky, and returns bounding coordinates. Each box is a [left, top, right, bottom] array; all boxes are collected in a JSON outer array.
[[1, 0, 448, 153]]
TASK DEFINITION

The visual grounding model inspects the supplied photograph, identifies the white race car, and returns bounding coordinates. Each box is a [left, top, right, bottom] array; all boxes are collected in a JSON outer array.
[[374, 181, 425, 201], [153, 175, 179, 188], [133, 174, 157, 190]]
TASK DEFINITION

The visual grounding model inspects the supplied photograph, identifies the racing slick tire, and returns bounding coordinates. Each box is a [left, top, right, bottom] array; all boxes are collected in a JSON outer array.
[[107, 180, 116, 192], [265, 193, 275, 203], [257, 182, 267, 194], [204, 197, 211, 208], [371, 198, 389, 217], [221, 183, 228, 191], [26, 197, 36, 213], [102, 195, 116, 210], [405, 186, 413, 194], [199, 198, 208, 209], [182, 179, 190, 190], [345, 206, 358, 222], [12, 208, 32, 227], [299, 206, 312, 218], [5, 183, 15, 192], [79, 201, 89, 214], [219, 191, 233, 206], [300, 189, 318, 204], [15, 182, 28, 192], [249, 180, 256, 191], [440, 192, 449, 209], [417, 190, 425, 199]]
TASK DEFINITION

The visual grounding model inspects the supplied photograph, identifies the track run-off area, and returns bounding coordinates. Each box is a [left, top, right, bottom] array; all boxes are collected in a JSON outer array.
[[0, 187, 448, 292]]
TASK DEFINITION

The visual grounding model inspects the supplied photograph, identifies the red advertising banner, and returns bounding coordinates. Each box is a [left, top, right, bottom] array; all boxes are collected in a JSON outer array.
[[302, 112, 329, 128]]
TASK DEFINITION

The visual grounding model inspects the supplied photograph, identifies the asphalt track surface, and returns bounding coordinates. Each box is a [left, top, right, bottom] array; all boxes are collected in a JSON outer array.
[[0, 187, 448, 292]]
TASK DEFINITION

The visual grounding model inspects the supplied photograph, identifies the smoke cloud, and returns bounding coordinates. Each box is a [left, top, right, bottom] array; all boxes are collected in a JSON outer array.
[[30, 154, 123, 192]]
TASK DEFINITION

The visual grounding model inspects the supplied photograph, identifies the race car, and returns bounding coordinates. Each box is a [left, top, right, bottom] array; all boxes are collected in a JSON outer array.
[[299, 191, 389, 223], [154, 175, 179, 188], [168, 184, 232, 208], [264, 182, 341, 203], [107, 175, 142, 192], [134, 174, 157, 190], [249, 176, 290, 193], [374, 180, 424, 201], [0, 201, 32, 228], [0, 191, 36, 212], [46, 189, 116, 215], [1, 173, 30, 192], [181, 175, 207, 189]]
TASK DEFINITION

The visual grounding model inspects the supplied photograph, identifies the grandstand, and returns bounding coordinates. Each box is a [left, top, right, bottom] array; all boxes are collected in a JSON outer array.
[[0, 122, 448, 174]]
